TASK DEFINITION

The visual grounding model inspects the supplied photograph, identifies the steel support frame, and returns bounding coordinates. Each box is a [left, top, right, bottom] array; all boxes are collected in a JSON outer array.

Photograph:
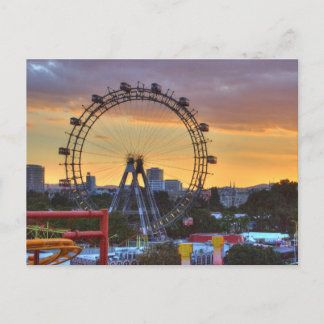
[[26, 210, 109, 265]]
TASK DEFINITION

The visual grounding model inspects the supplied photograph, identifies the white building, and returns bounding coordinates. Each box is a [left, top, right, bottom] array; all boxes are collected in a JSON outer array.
[[241, 232, 290, 243], [164, 180, 182, 193], [148, 180, 165, 192]]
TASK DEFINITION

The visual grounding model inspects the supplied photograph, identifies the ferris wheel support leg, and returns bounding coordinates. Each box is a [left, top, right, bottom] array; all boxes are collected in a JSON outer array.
[[122, 179, 134, 214], [109, 167, 129, 213], [137, 165, 166, 240], [132, 172, 152, 236]]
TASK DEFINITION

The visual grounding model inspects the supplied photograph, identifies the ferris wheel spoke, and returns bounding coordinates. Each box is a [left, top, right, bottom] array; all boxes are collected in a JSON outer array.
[[133, 103, 170, 154], [82, 150, 112, 158], [162, 170, 192, 188], [82, 158, 124, 165], [96, 106, 134, 154], [143, 127, 192, 157], [83, 137, 123, 156], [145, 142, 192, 158], [141, 107, 178, 153], [86, 164, 124, 175], [115, 103, 138, 152], [145, 108, 187, 150], [145, 160, 194, 173], [96, 114, 131, 154], [147, 143, 194, 157], [146, 153, 193, 161], [89, 118, 128, 155]]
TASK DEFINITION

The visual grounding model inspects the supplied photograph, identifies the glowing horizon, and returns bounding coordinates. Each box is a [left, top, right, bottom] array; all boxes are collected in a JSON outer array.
[[27, 59, 298, 188]]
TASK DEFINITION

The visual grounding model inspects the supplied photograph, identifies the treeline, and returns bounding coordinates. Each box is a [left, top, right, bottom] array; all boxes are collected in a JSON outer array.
[[241, 179, 298, 235], [27, 179, 297, 240], [167, 179, 297, 238], [27, 191, 133, 244]]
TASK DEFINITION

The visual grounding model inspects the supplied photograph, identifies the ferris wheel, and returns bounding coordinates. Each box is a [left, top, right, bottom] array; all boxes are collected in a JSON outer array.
[[59, 82, 216, 238]]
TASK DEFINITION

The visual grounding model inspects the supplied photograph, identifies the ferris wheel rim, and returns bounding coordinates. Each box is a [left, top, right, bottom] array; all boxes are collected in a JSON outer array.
[[63, 85, 208, 233]]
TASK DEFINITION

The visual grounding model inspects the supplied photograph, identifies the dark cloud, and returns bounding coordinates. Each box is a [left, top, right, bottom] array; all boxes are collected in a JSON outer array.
[[27, 59, 297, 132]]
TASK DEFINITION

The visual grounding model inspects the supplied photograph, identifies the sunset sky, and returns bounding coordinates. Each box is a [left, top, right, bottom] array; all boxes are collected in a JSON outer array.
[[27, 59, 298, 188]]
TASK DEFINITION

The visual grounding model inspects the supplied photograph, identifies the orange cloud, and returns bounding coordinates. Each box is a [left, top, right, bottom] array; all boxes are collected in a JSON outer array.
[[94, 135, 110, 140]]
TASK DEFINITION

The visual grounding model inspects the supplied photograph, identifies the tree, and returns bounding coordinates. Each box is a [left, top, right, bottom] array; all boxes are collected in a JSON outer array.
[[166, 208, 222, 239], [51, 192, 74, 210], [90, 193, 113, 209], [209, 187, 223, 211], [138, 242, 181, 265], [27, 191, 51, 211], [224, 244, 282, 265], [269, 180, 298, 234], [154, 191, 174, 215], [242, 179, 298, 233], [108, 211, 135, 244], [219, 211, 236, 233]]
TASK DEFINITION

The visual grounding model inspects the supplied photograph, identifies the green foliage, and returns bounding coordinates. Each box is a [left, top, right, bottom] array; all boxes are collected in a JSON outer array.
[[51, 192, 74, 210], [138, 242, 181, 265], [194, 197, 209, 209], [27, 192, 134, 244], [224, 244, 282, 265], [90, 193, 113, 209], [109, 211, 135, 244], [154, 191, 173, 215], [27, 191, 51, 211], [209, 187, 223, 211], [166, 208, 221, 239], [218, 211, 250, 234], [49, 217, 99, 232], [242, 179, 298, 235]]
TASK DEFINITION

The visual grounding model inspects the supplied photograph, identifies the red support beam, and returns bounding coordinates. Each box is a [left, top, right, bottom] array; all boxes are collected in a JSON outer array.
[[27, 209, 109, 265], [27, 210, 105, 219], [63, 230, 104, 239], [34, 250, 40, 265], [100, 209, 108, 265]]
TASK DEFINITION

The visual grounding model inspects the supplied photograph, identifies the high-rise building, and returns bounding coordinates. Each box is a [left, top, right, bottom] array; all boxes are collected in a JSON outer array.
[[27, 164, 45, 192], [86, 172, 96, 193], [164, 180, 182, 193], [146, 168, 163, 181], [146, 168, 164, 192]]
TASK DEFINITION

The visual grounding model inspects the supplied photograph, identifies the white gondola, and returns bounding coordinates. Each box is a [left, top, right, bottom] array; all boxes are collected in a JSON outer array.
[[70, 117, 82, 126], [120, 82, 131, 92], [199, 123, 209, 132], [58, 147, 70, 155], [183, 217, 193, 226], [207, 156, 217, 164], [92, 94, 104, 104], [179, 97, 190, 106], [151, 83, 162, 93]]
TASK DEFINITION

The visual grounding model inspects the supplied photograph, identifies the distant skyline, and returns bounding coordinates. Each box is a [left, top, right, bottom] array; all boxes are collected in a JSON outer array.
[[27, 59, 298, 187]]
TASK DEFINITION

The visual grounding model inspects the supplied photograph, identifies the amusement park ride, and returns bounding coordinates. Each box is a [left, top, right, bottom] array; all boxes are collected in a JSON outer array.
[[58, 81, 217, 240], [27, 81, 217, 265]]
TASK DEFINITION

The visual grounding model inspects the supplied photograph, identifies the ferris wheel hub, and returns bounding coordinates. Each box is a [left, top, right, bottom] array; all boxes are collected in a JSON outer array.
[[126, 153, 144, 165]]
